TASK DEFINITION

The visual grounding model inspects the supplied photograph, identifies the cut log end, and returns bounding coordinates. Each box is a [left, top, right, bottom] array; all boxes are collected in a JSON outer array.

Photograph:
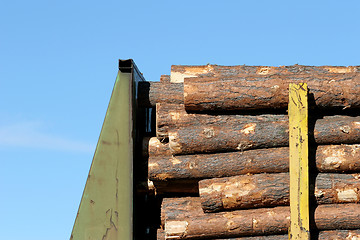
[[165, 220, 188, 239], [169, 132, 182, 154]]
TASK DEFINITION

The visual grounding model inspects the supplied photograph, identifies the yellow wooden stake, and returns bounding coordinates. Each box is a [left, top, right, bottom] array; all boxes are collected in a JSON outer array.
[[288, 83, 310, 240]]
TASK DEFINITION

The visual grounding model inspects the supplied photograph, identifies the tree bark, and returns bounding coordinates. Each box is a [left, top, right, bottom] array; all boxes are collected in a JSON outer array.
[[149, 144, 360, 182], [138, 81, 183, 108], [317, 230, 360, 239], [156, 103, 287, 140], [199, 173, 360, 212], [151, 179, 199, 195], [158, 230, 360, 240], [160, 74, 170, 82], [184, 73, 360, 112], [161, 197, 203, 228], [147, 137, 172, 157], [169, 115, 360, 155], [165, 203, 360, 239], [171, 64, 360, 83], [157, 228, 165, 240]]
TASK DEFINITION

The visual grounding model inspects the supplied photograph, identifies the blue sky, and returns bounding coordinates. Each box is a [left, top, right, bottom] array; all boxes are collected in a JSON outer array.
[[1, 1, 360, 239]]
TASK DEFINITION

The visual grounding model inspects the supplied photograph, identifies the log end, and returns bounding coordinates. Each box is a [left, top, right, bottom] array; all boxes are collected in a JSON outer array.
[[169, 132, 182, 155], [165, 220, 188, 239]]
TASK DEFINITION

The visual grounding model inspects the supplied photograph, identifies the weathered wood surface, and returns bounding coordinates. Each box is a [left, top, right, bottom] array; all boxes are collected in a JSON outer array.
[[138, 66, 360, 107], [171, 64, 360, 83], [199, 173, 360, 212], [151, 179, 199, 195], [156, 103, 287, 140], [157, 228, 165, 240], [169, 115, 360, 155], [149, 147, 288, 181], [316, 144, 360, 172], [147, 137, 172, 157], [161, 197, 203, 227], [160, 74, 170, 82], [184, 73, 360, 112], [158, 230, 360, 240], [149, 144, 360, 181], [317, 230, 360, 239], [164, 203, 360, 239], [138, 81, 183, 107]]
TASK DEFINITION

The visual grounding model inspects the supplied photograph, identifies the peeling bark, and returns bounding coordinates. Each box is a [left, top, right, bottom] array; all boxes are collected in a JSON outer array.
[[149, 147, 288, 181], [171, 64, 360, 83], [169, 115, 360, 155], [184, 73, 360, 112], [158, 230, 360, 240], [138, 81, 183, 108], [317, 230, 360, 239], [147, 137, 172, 157], [157, 228, 165, 240], [149, 144, 360, 182], [199, 173, 360, 212], [160, 75, 170, 83], [151, 179, 199, 195], [164, 203, 360, 239], [161, 197, 203, 228], [156, 103, 287, 140]]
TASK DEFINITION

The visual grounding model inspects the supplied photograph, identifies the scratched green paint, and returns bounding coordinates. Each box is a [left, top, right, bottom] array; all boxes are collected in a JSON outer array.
[[71, 71, 133, 240]]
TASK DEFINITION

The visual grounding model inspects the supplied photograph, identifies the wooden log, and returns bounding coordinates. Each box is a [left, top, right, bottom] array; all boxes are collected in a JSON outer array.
[[169, 115, 360, 155], [318, 230, 360, 239], [157, 228, 165, 240], [160, 230, 360, 240], [147, 137, 172, 157], [161, 197, 203, 228], [160, 74, 170, 82], [138, 66, 360, 107], [138, 81, 183, 108], [316, 144, 360, 172], [151, 179, 199, 195], [162, 198, 360, 239], [171, 64, 360, 83], [149, 144, 360, 182], [210, 236, 288, 240], [156, 103, 287, 140], [190, 230, 360, 239], [184, 73, 360, 112], [199, 173, 360, 212], [165, 204, 360, 239], [149, 147, 288, 181], [166, 205, 292, 239], [314, 204, 360, 230]]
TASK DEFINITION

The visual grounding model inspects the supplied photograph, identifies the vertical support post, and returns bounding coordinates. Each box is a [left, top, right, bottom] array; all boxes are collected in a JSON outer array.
[[288, 83, 310, 240]]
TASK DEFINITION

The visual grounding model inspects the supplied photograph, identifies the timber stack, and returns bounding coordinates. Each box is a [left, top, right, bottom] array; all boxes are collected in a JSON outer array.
[[139, 64, 360, 239]]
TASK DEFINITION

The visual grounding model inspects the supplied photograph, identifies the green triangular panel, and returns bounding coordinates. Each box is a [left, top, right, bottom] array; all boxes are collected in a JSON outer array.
[[71, 70, 133, 240]]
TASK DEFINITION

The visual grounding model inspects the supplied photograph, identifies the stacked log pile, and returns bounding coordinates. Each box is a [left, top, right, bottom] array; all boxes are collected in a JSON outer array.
[[139, 64, 360, 240]]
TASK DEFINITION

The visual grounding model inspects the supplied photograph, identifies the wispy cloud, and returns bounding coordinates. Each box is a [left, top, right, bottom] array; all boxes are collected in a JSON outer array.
[[0, 121, 95, 153]]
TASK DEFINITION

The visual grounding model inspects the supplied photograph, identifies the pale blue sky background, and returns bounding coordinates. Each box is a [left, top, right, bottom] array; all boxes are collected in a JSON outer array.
[[1, 1, 360, 239]]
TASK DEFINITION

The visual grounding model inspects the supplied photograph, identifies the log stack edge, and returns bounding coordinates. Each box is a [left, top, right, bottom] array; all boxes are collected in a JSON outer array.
[[138, 64, 360, 240]]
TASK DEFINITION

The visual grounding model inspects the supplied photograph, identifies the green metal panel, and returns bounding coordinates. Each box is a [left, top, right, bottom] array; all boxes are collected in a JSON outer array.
[[71, 67, 134, 240]]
